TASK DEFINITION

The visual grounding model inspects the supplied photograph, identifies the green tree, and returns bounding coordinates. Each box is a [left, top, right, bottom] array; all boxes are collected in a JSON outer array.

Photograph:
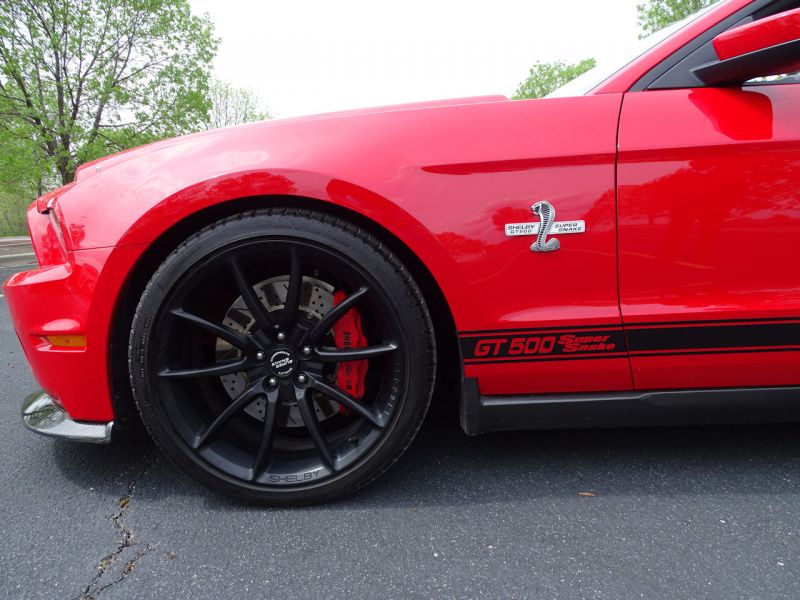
[[0, 125, 46, 234], [0, 0, 218, 189], [511, 58, 597, 100], [206, 79, 270, 130], [637, 0, 715, 38]]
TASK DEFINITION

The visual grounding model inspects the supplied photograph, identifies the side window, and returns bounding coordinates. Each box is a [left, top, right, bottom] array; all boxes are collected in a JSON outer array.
[[636, 0, 800, 90]]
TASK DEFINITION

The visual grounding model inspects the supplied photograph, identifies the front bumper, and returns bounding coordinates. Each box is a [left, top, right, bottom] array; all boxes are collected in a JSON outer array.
[[4, 232, 145, 422], [22, 391, 113, 443], [4, 189, 148, 426], [4, 256, 113, 421]]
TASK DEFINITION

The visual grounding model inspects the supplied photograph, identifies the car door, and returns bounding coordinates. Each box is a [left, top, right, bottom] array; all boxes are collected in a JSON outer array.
[[618, 78, 800, 389]]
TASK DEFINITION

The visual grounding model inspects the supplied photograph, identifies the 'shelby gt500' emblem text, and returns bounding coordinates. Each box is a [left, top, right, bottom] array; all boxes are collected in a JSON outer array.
[[505, 201, 586, 252], [504, 221, 587, 237]]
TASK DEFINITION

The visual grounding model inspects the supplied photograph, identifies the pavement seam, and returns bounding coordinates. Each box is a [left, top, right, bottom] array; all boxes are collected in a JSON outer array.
[[75, 454, 158, 600]]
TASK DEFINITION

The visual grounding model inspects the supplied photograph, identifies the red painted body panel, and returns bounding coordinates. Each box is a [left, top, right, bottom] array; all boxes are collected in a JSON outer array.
[[465, 358, 632, 396], [4, 0, 800, 424], [4, 243, 143, 420], [625, 350, 800, 390], [618, 85, 800, 388], [713, 7, 800, 60]]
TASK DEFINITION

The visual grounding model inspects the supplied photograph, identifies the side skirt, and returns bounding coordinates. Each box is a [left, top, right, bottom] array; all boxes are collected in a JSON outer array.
[[460, 379, 800, 435]]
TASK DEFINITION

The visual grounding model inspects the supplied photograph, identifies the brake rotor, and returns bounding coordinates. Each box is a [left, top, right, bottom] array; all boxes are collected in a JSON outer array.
[[216, 275, 339, 427]]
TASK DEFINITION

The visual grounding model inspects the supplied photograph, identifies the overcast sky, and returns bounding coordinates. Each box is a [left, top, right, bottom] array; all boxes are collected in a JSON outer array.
[[187, 0, 642, 118]]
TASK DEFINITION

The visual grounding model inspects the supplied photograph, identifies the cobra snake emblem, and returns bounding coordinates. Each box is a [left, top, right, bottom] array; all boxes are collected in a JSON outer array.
[[531, 201, 560, 252]]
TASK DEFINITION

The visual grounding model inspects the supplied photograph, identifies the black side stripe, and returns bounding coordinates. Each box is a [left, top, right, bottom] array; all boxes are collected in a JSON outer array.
[[625, 316, 800, 328], [460, 319, 800, 365], [627, 322, 800, 353], [629, 347, 800, 359]]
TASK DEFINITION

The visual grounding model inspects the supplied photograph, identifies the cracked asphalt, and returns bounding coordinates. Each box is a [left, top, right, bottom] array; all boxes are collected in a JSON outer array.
[[2, 263, 800, 599]]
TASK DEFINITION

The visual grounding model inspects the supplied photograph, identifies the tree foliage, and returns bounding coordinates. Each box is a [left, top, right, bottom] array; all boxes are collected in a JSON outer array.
[[511, 58, 597, 100], [206, 79, 270, 130], [637, 0, 716, 38], [0, 0, 218, 189]]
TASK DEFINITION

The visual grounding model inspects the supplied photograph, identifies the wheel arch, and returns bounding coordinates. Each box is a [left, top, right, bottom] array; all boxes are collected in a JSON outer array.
[[109, 195, 462, 427]]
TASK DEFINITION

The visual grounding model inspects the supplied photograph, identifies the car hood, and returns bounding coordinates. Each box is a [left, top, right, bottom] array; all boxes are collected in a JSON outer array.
[[74, 95, 508, 183]]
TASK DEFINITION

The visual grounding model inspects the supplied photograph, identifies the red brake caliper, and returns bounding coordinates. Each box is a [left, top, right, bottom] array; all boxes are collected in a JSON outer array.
[[332, 291, 368, 411]]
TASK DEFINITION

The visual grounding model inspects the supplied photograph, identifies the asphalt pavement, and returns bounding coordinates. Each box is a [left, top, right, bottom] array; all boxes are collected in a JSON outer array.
[[1, 263, 800, 599]]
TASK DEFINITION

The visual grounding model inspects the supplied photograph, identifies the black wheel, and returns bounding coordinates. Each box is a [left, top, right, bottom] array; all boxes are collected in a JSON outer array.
[[129, 209, 436, 505]]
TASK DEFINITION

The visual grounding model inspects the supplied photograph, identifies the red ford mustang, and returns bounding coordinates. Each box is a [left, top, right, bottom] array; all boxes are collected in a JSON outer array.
[[6, 0, 800, 505]]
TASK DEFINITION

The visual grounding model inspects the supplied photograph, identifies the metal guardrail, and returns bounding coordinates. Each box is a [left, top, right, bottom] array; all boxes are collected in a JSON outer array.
[[0, 236, 31, 246], [0, 237, 35, 267], [0, 253, 35, 267]]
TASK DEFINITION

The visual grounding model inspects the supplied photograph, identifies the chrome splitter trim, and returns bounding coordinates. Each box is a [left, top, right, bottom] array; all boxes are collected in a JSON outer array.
[[22, 391, 113, 444]]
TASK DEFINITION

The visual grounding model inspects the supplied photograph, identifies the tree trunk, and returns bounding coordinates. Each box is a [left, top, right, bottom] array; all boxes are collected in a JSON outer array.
[[57, 156, 75, 185]]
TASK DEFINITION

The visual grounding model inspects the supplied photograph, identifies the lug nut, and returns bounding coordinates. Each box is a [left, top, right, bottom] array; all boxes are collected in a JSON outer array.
[[255, 351, 265, 361], [296, 374, 308, 385], [267, 377, 278, 388], [302, 346, 312, 356], [276, 332, 286, 342]]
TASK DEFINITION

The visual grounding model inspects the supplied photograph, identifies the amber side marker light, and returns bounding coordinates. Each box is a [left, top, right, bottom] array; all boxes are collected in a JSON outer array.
[[45, 335, 87, 348]]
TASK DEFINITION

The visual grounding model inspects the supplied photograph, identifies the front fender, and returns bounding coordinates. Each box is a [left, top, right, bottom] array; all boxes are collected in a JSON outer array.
[[114, 169, 463, 304]]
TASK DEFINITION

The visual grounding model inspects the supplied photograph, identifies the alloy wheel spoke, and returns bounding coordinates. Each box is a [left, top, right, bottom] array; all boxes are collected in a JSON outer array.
[[295, 386, 337, 469], [305, 286, 369, 345], [280, 247, 303, 329], [314, 341, 399, 363], [170, 308, 252, 350], [229, 255, 274, 333], [309, 376, 385, 428], [159, 357, 249, 379], [250, 386, 280, 480], [193, 380, 265, 448]]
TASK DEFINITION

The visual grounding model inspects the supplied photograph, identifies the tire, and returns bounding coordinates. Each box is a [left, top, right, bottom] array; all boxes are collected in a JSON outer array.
[[129, 208, 436, 505]]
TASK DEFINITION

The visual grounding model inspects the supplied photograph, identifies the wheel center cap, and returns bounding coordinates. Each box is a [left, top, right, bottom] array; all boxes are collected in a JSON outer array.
[[269, 348, 297, 377]]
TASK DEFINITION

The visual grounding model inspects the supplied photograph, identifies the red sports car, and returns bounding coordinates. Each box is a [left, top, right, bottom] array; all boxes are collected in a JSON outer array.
[[6, 0, 800, 505]]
